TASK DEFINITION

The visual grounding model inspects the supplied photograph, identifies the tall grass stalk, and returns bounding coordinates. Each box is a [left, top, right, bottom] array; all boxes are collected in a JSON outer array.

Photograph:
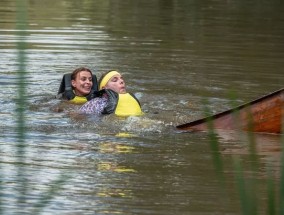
[[16, 0, 28, 205], [228, 90, 259, 213], [267, 166, 276, 215], [232, 156, 251, 215], [205, 91, 283, 215], [14, 1, 68, 214], [31, 174, 69, 214], [202, 99, 225, 187], [280, 132, 284, 214]]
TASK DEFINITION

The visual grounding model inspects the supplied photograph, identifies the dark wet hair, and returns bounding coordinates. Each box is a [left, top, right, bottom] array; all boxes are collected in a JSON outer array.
[[71, 67, 93, 81]]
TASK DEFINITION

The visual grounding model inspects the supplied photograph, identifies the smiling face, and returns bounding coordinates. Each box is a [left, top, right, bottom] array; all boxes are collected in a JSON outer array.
[[104, 73, 126, 94], [71, 71, 93, 96]]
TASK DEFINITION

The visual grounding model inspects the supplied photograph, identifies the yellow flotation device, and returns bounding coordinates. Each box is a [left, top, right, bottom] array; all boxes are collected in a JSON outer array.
[[69, 95, 88, 104], [115, 93, 143, 117]]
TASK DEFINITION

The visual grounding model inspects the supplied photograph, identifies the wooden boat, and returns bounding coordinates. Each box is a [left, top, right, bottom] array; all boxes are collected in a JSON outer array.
[[176, 88, 284, 134]]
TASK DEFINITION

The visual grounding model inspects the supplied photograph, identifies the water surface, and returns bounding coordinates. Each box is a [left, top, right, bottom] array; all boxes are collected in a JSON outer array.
[[0, 0, 283, 214]]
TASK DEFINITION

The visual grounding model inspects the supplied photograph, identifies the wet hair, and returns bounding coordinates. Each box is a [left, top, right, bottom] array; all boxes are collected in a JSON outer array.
[[71, 67, 93, 81]]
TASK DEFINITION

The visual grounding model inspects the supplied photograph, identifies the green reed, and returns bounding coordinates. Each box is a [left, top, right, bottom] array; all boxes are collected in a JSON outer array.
[[280, 131, 284, 214], [267, 166, 276, 215], [205, 90, 283, 215], [7, 1, 68, 214], [202, 99, 225, 187], [16, 0, 28, 205]]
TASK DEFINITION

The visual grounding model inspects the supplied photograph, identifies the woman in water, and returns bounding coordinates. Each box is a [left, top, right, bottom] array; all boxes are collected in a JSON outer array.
[[79, 70, 143, 117], [57, 67, 98, 104]]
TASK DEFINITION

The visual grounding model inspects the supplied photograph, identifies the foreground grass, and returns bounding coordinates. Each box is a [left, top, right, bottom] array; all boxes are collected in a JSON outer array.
[[205, 95, 283, 215], [0, 1, 68, 214]]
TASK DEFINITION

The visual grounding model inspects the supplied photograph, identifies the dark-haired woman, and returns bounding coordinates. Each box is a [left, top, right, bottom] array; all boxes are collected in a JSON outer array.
[[57, 67, 96, 104]]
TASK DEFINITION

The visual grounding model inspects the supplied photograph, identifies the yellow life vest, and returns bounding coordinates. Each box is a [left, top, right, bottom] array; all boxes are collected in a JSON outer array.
[[115, 93, 143, 117], [69, 95, 88, 104]]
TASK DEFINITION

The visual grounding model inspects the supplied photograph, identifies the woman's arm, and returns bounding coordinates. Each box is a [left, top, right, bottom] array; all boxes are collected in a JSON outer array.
[[79, 97, 108, 115]]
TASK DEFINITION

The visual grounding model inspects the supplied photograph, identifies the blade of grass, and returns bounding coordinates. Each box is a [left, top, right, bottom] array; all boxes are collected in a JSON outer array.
[[202, 99, 225, 186], [15, 1, 69, 213], [0, 159, 2, 214], [233, 156, 251, 215], [228, 91, 259, 214], [31, 173, 69, 215], [16, 0, 28, 206], [266, 165, 276, 215], [280, 133, 284, 215]]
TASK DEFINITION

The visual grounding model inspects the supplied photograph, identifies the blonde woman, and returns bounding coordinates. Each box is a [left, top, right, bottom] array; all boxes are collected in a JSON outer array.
[[79, 70, 143, 117]]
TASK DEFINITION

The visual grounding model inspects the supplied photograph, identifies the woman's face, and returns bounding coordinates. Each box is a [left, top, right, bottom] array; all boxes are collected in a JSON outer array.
[[105, 74, 126, 94], [71, 71, 93, 96]]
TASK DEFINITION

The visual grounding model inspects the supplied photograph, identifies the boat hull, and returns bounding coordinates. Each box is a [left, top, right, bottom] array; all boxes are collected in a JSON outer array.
[[176, 88, 284, 134]]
